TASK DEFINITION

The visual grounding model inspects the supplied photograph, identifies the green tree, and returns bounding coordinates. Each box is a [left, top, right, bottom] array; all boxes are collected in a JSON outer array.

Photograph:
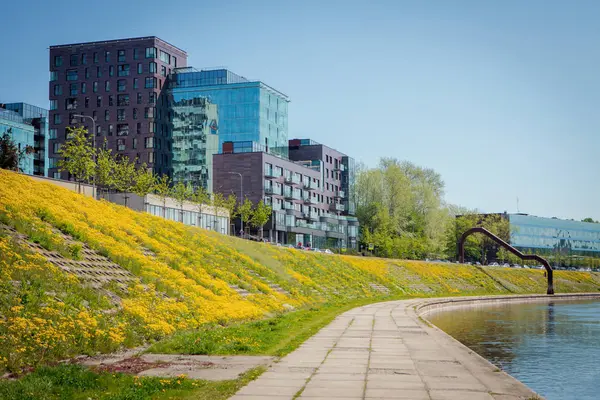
[[133, 165, 156, 198], [211, 192, 226, 232], [57, 126, 95, 193], [582, 217, 598, 223], [191, 186, 210, 227], [221, 194, 238, 234], [153, 175, 172, 218], [236, 197, 253, 236], [172, 181, 193, 222], [0, 129, 35, 172], [95, 144, 116, 198], [111, 156, 137, 207], [250, 200, 272, 239]]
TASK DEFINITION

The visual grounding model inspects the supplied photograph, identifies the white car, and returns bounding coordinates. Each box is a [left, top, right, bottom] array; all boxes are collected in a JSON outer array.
[[324, 249, 334, 254]]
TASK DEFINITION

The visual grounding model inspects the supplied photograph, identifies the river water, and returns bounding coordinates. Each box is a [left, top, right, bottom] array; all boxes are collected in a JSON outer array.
[[428, 299, 600, 400]]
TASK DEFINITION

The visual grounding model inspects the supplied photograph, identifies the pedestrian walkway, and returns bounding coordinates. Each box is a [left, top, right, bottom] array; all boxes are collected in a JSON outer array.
[[230, 299, 537, 400]]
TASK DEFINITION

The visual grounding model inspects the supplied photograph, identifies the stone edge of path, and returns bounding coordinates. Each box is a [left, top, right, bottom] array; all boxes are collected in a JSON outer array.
[[414, 293, 600, 399]]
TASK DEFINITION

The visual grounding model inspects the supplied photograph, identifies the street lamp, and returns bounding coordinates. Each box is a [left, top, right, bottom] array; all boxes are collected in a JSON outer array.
[[73, 114, 96, 198], [228, 171, 243, 236]]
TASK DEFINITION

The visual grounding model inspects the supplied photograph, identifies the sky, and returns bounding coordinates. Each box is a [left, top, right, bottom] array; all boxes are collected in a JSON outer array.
[[1, 0, 599, 221]]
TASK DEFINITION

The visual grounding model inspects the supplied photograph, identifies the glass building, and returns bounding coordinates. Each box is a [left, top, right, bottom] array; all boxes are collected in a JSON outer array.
[[170, 96, 218, 192], [0, 106, 37, 175], [168, 68, 289, 156], [509, 214, 600, 257]]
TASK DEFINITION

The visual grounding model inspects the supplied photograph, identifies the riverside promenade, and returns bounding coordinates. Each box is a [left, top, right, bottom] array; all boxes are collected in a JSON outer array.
[[230, 298, 540, 400]]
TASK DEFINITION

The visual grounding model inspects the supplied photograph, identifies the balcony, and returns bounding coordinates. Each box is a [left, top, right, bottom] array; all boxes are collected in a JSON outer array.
[[265, 187, 276, 195], [284, 175, 301, 185], [334, 164, 346, 172], [265, 169, 280, 178], [329, 203, 345, 212], [306, 212, 319, 221], [303, 181, 317, 190], [303, 196, 317, 205], [335, 190, 345, 198], [284, 191, 294, 200]]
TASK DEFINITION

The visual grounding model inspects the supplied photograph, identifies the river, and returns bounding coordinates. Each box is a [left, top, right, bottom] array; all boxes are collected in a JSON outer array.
[[428, 299, 600, 400]]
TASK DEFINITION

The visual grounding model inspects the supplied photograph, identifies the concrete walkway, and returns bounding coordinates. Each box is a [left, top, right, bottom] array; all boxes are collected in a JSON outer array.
[[230, 299, 538, 400]]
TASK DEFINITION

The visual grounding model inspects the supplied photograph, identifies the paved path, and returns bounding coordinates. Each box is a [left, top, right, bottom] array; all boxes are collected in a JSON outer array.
[[230, 299, 538, 400]]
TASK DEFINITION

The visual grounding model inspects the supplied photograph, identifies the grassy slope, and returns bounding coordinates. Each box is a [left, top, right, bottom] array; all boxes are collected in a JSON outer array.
[[1, 169, 600, 372]]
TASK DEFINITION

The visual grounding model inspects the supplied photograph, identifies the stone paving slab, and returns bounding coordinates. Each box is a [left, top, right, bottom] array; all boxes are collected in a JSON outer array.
[[230, 298, 543, 400]]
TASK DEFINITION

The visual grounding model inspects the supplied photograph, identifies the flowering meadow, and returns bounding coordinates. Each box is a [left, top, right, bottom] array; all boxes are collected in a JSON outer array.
[[1, 169, 599, 372]]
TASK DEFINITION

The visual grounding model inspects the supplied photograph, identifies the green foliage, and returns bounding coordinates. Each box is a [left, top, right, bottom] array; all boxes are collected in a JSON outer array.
[[582, 217, 598, 223], [444, 213, 510, 263], [57, 127, 95, 191], [222, 194, 238, 220], [355, 158, 449, 259], [0, 129, 34, 172], [0, 363, 263, 400], [172, 182, 193, 222], [132, 165, 155, 198], [191, 186, 211, 215], [237, 197, 253, 225], [249, 201, 272, 236]]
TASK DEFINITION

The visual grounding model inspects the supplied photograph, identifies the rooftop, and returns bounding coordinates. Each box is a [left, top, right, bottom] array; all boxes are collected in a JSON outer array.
[[49, 36, 186, 54]]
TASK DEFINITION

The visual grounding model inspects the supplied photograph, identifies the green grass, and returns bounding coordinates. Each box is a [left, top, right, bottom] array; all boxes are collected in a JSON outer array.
[[148, 296, 409, 357], [0, 364, 265, 400]]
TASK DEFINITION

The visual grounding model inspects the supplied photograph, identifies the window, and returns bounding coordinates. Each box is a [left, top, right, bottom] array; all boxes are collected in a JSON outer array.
[[133, 48, 140, 60], [85, 67, 90, 79], [137, 63, 143, 74], [53, 142, 61, 153], [137, 93, 142, 104], [105, 110, 110, 121], [173, 56, 177, 67], [117, 139, 126, 151], [68, 54, 79, 66], [84, 97, 89, 108], [133, 108, 138, 119], [117, 79, 126, 92], [53, 84, 62, 95], [81, 82, 86, 94], [144, 107, 155, 118], [145, 47, 157, 58], [109, 95, 114, 106], [93, 81, 98, 92], [66, 69, 78, 81], [148, 152, 155, 163], [108, 124, 113, 136], [53, 114, 62, 124], [49, 128, 57, 139], [81, 53, 87, 65], [149, 92, 156, 104], [97, 96, 102, 107], [145, 137, 154, 148], [133, 78, 138, 89], [159, 50, 170, 64], [117, 109, 126, 121], [117, 123, 129, 136], [105, 51, 110, 62], [117, 94, 130, 106], [93, 110, 97, 121], [133, 137, 138, 149], [118, 50, 126, 62], [145, 77, 156, 88], [149, 62, 157, 73], [93, 52, 98, 63], [109, 65, 114, 77], [137, 122, 141, 134], [96, 66, 102, 78], [50, 71, 58, 81], [117, 64, 130, 76], [149, 122, 156, 133], [105, 81, 110, 92], [161, 65, 167, 77], [97, 125, 102, 135], [49, 100, 57, 110]]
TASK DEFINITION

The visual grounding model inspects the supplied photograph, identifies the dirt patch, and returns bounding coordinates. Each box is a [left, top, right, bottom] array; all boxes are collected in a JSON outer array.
[[92, 357, 168, 374]]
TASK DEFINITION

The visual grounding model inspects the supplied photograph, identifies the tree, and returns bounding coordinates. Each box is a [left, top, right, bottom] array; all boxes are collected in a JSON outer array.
[[133, 165, 156, 198], [249, 200, 272, 239], [172, 181, 193, 222], [582, 218, 598, 223], [191, 186, 210, 227], [111, 155, 137, 207], [57, 126, 95, 193], [236, 197, 253, 235], [211, 192, 226, 232], [0, 129, 34, 172], [153, 175, 172, 218], [221, 194, 238, 234], [95, 143, 116, 198]]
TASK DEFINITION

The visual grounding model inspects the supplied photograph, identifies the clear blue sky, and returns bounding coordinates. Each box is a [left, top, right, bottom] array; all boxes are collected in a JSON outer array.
[[2, 0, 599, 221]]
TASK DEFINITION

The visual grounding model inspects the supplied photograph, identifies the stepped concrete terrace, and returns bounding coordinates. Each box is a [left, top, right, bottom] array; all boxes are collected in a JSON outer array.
[[231, 294, 600, 400]]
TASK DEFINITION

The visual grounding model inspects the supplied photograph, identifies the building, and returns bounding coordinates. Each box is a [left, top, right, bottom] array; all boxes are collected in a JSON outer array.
[[170, 95, 219, 192], [168, 68, 289, 157], [3, 103, 49, 176], [213, 139, 359, 250], [48, 36, 187, 179], [508, 214, 600, 258], [0, 104, 42, 175]]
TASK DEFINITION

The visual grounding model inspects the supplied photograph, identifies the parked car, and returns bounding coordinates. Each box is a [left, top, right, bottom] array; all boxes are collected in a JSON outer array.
[[489, 262, 500, 267], [324, 249, 334, 254]]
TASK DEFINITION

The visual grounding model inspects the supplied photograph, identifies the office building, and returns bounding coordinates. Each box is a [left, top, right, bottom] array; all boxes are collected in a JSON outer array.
[[168, 68, 289, 157], [48, 36, 187, 179], [213, 139, 359, 249]]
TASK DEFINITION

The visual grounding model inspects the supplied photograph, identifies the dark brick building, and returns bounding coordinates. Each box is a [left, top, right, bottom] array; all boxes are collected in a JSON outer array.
[[48, 36, 186, 178]]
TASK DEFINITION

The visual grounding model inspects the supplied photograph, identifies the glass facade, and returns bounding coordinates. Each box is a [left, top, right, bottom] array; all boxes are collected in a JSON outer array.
[[341, 156, 356, 216], [4, 103, 49, 176], [0, 107, 37, 175], [170, 96, 219, 192], [169, 68, 289, 155], [509, 214, 600, 256]]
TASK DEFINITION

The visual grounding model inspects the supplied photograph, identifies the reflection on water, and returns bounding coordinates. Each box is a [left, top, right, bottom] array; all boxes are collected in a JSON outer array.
[[428, 300, 600, 400]]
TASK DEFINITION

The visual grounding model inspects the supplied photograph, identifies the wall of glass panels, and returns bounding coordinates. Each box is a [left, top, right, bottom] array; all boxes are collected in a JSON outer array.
[[509, 214, 600, 255], [0, 116, 35, 175], [146, 204, 228, 234]]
